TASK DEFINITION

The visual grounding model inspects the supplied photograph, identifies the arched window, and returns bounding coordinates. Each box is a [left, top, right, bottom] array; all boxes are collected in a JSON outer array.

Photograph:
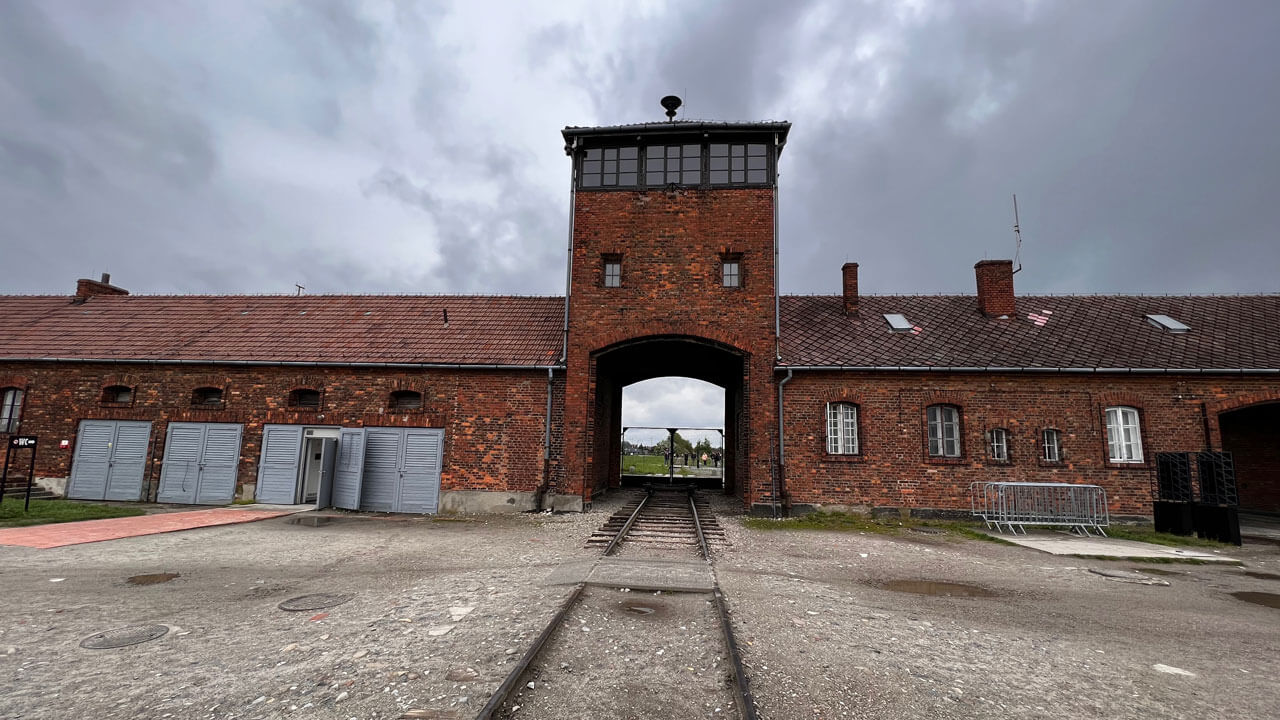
[[1105, 406, 1143, 463], [101, 385, 134, 404], [988, 428, 1010, 462], [288, 388, 322, 409], [389, 390, 423, 411], [192, 387, 224, 407], [826, 402, 858, 455], [927, 405, 962, 457], [1, 387, 23, 433]]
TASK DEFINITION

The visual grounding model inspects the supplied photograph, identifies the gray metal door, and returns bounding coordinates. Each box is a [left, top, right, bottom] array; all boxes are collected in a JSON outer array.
[[316, 438, 337, 509], [67, 420, 151, 501], [157, 423, 244, 505], [399, 429, 443, 514], [256, 425, 304, 504], [359, 428, 401, 512], [331, 428, 365, 510]]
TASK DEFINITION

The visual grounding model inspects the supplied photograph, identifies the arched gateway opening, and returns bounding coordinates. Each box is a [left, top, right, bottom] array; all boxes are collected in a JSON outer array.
[[1219, 402, 1280, 514], [587, 336, 746, 499]]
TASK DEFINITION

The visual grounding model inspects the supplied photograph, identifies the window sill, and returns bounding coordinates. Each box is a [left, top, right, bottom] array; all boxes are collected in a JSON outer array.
[[924, 456, 965, 466], [1106, 460, 1150, 471], [822, 453, 864, 463]]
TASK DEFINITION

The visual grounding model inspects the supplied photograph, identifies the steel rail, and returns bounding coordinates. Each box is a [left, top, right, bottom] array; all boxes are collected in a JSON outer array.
[[688, 490, 710, 563], [474, 583, 585, 720], [602, 489, 650, 557], [714, 588, 759, 720]]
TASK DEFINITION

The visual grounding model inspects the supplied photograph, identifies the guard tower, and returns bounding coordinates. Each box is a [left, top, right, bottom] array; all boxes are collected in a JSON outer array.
[[559, 98, 790, 511]]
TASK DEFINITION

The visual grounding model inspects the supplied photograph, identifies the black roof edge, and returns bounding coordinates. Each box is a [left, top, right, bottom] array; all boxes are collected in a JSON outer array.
[[562, 121, 791, 154]]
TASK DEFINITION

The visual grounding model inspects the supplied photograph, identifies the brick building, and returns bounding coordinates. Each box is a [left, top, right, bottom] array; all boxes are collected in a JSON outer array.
[[1, 113, 1278, 517]]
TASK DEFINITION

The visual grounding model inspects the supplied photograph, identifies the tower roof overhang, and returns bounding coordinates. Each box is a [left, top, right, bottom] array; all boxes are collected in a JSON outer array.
[[562, 121, 791, 155]]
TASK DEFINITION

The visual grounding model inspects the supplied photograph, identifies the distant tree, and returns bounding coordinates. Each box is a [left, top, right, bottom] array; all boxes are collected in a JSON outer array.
[[694, 438, 713, 457], [654, 432, 694, 457]]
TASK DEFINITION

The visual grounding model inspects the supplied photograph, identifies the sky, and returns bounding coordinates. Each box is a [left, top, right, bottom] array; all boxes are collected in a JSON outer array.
[[2, 0, 1278, 435]]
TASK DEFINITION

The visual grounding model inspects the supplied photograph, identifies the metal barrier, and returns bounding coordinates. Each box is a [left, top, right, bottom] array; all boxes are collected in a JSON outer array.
[[970, 482, 1110, 536]]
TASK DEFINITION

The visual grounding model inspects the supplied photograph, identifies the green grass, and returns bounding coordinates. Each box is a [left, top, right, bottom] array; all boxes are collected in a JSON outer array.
[[0, 499, 146, 528], [1104, 525, 1234, 548], [622, 454, 669, 475]]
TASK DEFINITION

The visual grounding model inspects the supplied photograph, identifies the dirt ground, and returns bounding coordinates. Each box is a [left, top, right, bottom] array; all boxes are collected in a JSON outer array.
[[1, 492, 1278, 720]]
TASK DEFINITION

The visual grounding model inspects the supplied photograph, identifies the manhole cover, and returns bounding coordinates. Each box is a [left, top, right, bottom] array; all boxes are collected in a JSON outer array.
[[127, 572, 179, 586], [80, 624, 169, 650], [878, 580, 995, 597], [278, 593, 354, 612]]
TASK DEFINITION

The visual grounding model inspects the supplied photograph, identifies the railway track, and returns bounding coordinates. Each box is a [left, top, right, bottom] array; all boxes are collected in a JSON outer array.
[[475, 487, 756, 720]]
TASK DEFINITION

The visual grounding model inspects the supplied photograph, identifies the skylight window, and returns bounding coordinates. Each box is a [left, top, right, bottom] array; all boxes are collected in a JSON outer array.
[[1146, 314, 1190, 333], [884, 313, 913, 333]]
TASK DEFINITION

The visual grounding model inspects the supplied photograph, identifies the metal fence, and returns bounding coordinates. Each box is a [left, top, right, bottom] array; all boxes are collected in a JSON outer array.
[[970, 481, 1110, 536]]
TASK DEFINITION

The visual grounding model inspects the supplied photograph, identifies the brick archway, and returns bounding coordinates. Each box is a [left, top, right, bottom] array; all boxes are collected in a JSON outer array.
[[1210, 393, 1280, 513]]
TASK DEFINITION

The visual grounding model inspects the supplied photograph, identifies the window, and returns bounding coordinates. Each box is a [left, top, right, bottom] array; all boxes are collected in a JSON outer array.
[[709, 143, 768, 184], [288, 388, 322, 409], [1042, 429, 1063, 462], [826, 403, 858, 455], [645, 144, 700, 186], [191, 387, 224, 407], [580, 146, 639, 188], [988, 428, 1010, 462], [1105, 406, 1143, 463], [603, 255, 622, 287], [1, 388, 22, 433], [884, 313, 913, 333], [927, 405, 962, 457], [101, 385, 133, 404], [722, 259, 740, 288], [389, 390, 423, 411]]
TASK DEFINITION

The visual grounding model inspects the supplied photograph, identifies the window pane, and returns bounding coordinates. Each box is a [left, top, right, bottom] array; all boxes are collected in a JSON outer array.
[[603, 148, 617, 161], [584, 148, 601, 160], [710, 170, 729, 184], [681, 170, 700, 184], [583, 160, 601, 174], [581, 175, 601, 187], [710, 144, 728, 157], [731, 157, 745, 170], [747, 155, 766, 170], [620, 157, 638, 173], [731, 145, 745, 157], [731, 170, 745, 183], [667, 146, 680, 159], [747, 169, 767, 183], [747, 143, 766, 156], [619, 147, 638, 160], [620, 172, 637, 185]]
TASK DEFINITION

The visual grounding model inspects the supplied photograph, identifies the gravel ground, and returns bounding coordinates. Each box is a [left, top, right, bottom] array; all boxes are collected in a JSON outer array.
[[1, 492, 1278, 720]]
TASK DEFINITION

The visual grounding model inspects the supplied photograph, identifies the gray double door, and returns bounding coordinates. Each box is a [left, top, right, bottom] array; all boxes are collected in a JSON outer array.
[[156, 423, 244, 505], [356, 428, 444, 514], [67, 420, 152, 501]]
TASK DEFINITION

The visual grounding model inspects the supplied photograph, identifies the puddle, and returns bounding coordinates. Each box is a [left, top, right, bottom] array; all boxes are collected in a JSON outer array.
[[126, 573, 179, 586], [1242, 571, 1280, 581], [623, 604, 656, 615], [878, 580, 994, 597], [286, 516, 345, 527], [1232, 591, 1280, 609]]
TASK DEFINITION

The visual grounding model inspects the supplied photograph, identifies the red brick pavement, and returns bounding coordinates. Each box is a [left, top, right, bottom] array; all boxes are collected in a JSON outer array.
[[0, 508, 294, 549]]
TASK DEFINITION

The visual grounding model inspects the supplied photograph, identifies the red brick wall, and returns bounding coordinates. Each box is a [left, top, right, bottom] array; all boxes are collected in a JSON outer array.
[[1220, 403, 1280, 513], [780, 371, 1280, 516], [563, 187, 779, 507], [0, 363, 560, 496]]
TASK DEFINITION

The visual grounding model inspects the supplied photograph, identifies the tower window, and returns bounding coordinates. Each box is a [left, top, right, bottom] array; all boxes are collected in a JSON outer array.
[[288, 388, 322, 409], [721, 253, 742, 288], [581, 147, 639, 188], [603, 255, 622, 287], [191, 387, 224, 407], [645, 144, 700, 186], [101, 385, 134, 405], [389, 390, 423, 410], [710, 143, 768, 185]]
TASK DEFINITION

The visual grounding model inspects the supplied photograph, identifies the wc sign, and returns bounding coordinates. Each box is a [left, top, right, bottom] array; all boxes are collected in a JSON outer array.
[[9, 436, 37, 448], [2, 435, 39, 510]]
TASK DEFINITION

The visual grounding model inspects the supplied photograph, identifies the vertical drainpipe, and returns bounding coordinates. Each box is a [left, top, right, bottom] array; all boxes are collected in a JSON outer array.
[[536, 366, 554, 511], [771, 133, 788, 518], [563, 137, 580, 509], [776, 368, 793, 519]]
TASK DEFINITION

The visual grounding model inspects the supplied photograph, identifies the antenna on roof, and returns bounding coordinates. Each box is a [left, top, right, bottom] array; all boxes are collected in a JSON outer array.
[[1011, 194, 1023, 275], [661, 95, 682, 121], [295, 283, 305, 296]]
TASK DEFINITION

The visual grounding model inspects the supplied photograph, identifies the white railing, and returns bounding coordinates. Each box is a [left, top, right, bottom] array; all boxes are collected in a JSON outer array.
[[970, 482, 1110, 536]]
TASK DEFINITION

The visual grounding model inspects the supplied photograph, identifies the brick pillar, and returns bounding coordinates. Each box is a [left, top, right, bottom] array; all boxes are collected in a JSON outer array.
[[974, 260, 1015, 317], [842, 263, 859, 316]]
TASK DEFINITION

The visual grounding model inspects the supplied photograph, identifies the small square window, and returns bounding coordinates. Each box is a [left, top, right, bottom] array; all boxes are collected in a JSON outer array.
[[289, 388, 322, 409], [723, 261, 740, 287], [603, 256, 622, 288], [191, 387, 224, 407], [988, 428, 1010, 462], [1042, 429, 1063, 462], [101, 385, 134, 404]]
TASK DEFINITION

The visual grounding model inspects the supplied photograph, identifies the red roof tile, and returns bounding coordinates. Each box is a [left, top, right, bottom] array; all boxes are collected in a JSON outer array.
[[779, 295, 1280, 370], [0, 295, 565, 367]]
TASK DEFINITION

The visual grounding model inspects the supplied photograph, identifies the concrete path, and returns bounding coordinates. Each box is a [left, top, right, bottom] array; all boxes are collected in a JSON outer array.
[[988, 529, 1239, 562], [0, 507, 295, 548]]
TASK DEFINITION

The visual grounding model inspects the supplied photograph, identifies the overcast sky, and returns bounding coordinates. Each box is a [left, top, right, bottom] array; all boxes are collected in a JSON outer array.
[[3, 0, 1278, 432]]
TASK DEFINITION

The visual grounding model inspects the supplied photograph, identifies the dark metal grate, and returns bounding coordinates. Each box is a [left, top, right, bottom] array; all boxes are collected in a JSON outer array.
[[1196, 451, 1238, 506], [80, 624, 169, 650], [1154, 453, 1194, 502], [278, 593, 354, 612]]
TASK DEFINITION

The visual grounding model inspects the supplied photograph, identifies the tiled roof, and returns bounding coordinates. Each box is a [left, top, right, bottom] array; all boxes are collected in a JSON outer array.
[[779, 295, 1280, 370], [0, 295, 565, 367]]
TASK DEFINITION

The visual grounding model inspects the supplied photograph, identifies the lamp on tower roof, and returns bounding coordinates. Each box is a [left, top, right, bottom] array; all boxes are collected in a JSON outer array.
[[661, 95, 682, 121]]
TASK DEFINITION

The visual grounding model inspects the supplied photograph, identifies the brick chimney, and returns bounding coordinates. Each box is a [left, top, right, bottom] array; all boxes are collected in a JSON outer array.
[[841, 262, 859, 316], [974, 260, 1015, 317], [75, 273, 129, 298]]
